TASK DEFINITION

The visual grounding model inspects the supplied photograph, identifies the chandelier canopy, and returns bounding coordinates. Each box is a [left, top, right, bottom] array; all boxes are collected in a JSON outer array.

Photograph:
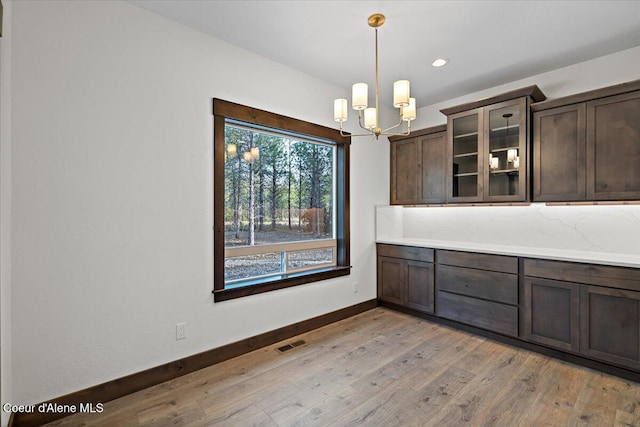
[[333, 13, 416, 140]]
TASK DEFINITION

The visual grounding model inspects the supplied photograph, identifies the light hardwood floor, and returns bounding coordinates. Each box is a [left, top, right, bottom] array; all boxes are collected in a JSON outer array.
[[47, 308, 640, 426]]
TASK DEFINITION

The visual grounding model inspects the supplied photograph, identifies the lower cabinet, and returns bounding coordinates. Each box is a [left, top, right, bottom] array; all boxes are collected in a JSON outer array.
[[437, 291, 517, 337], [377, 244, 640, 376], [377, 244, 434, 314], [521, 277, 580, 352], [406, 260, 435, 313], [523, 258, 640, 371], [436, 250, 519, 337], [377, 255, 404, 305], [580, 285, 640, 371]]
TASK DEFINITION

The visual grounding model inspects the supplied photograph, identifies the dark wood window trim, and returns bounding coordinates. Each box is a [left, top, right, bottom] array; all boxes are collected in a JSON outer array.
[[212, 99, 351, 302]]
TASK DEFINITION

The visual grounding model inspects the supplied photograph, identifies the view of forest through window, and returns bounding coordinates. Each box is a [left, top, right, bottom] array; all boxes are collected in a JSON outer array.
[[224, 124, 336, 283]]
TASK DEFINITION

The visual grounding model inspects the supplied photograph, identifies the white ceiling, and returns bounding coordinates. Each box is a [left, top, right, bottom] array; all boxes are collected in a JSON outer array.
[[128, 0, 640, 107]]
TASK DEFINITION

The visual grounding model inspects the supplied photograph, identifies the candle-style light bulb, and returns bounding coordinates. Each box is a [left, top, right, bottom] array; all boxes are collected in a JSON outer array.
[[334, 99, 348, 122], [402, 98, 416, 122], [364, 107, 377, 130], [352, 83, 368, 110], [393, 80, 410, 108], [491, 157, 499, 170]]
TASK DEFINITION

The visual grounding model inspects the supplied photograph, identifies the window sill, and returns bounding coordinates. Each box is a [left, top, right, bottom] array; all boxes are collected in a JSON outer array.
[[213, 266, 352, 302]]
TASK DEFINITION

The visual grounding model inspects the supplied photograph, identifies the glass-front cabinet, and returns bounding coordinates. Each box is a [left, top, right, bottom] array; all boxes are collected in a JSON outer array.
[[450, 111, 483, 202], [448, 97, 528, 202], [485, 99, 527, 201]]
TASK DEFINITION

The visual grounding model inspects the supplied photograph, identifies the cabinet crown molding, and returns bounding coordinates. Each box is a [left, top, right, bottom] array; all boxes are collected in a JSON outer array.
[[440, 85, 546, 116], [531, 78, 640, 112]]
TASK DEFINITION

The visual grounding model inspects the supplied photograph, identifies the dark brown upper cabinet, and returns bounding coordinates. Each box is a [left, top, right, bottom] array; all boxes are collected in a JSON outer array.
[[389, 125, 447, 205], [586, 91, 640, 200], [532, 79, 640, 202], [533, 104, 586, 201], [442, 86, 545, 203], [447, 109, 484, 202]]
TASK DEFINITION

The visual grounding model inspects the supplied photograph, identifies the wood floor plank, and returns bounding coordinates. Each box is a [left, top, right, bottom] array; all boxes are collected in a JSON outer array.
[[136, 400, 205, 426], [514, 359, 589, 426], [472, 352, 550, 425], [42, 308, 640, 427], [368, 365, 476, 426], [278, 386, 361, 426], [616, 408, 640, 427], [570, 373, 640, 426], [421, 345, 533, 425]]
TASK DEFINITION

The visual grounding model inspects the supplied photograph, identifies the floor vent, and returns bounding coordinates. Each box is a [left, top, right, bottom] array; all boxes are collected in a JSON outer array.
[[276, 340, 306, 353]]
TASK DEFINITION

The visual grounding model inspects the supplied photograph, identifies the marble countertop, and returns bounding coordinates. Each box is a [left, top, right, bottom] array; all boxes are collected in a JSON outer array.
[[376, 238, 640, 269]]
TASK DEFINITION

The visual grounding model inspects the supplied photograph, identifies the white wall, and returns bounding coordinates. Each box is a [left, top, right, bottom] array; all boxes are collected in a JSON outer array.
[[414, 45, 640, 128], [10, 1, 387, 405], [1, 1, 13, 425]]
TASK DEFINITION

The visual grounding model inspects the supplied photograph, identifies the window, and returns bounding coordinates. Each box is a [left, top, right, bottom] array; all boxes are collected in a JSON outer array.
[[213, 99, 350, 301]]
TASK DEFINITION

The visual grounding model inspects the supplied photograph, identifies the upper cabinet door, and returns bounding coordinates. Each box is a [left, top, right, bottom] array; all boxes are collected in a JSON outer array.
[[533, 103, 587, 201], [420, 131, 447, 204], [586, 91, 640, 200], [390, 138, 420, 204], [484, 98, 528, 202], [448, 109, 484, 203]]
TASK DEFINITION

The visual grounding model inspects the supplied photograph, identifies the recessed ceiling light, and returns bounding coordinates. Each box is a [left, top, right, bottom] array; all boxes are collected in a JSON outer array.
[[431, 58, 448, 67]]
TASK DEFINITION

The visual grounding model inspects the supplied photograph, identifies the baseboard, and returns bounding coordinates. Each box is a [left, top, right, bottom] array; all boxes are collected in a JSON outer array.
[[10, 299, 378, 427]]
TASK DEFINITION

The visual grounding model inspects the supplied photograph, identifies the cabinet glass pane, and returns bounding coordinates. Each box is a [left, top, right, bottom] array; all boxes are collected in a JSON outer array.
[[488, 105, 520, 197], [452, 114, 479, 198]]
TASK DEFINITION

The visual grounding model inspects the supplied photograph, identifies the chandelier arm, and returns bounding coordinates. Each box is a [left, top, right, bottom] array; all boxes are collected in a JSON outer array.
[[337, 114, 380, 138], [381, 123, 406, 134], [356, 110, 371, 132], [383, 130, 412, 137], [341, 130, 379, 138], [348, 131, 385, 138], [381, 112, 405, 133], [337, 122, 373, 138], [338, 122, 349, 137], [382, 121, 413, 137]]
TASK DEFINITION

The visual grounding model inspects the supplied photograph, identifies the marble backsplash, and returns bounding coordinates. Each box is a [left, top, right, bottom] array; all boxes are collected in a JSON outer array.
[[376, 204, 640, 256]]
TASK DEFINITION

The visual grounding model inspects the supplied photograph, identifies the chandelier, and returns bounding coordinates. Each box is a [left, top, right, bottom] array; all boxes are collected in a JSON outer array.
[[333, 13, 416, 139]]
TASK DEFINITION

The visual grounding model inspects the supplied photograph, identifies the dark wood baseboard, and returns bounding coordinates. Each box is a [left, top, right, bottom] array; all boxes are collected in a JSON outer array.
[[10, 299, 378, 427], [379, 300, 640, 384]]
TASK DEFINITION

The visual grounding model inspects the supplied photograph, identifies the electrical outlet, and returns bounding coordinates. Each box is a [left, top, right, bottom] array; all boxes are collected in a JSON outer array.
[[176, 323, 187, 340], [353, 281, 358, 293]]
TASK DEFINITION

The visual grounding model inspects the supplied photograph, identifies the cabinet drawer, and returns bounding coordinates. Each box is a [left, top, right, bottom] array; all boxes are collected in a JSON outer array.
[[437, 291, 518, 337], [524, 258, 640, 292], [377, 244, 434, 263], [437, 264, 518, 305], [437, 250, 517, 274]]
